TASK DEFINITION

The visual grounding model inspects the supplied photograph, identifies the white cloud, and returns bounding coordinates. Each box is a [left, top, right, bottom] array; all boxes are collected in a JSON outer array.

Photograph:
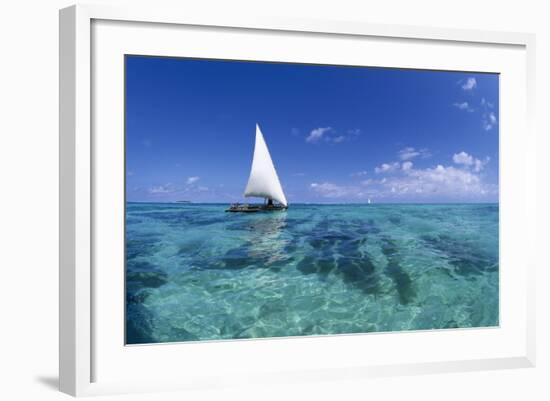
[[375, 162, 400, 173], [381, 164, 494, 197], [454, 102, 469, 110], [454, 96, 497, 132], [479, 96, 497, 131], [482, 111, 497, 131], [306, 127, 332, 143], [481, 98, 494, 109], [476, 156, 490, 172], [149, 184, 174, 194], [398, 147, 430, 161], [361, 178, 373, 186], [461, 77, 477, 91], [311, 150, 496, 201], [305, 127, 361, 144], [453, 101, 474, 112], [452, 151, 474, 166], [186, 176, 200, 185], [452, 151, 489, 172], [350, 170, 368, 177], [398, 147, 420, 160], [310, 182, 354, 198], [473, 159, 483, 173]]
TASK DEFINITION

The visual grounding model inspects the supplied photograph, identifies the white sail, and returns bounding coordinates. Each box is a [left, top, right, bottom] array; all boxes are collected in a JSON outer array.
[[244, 124, 288, 206]]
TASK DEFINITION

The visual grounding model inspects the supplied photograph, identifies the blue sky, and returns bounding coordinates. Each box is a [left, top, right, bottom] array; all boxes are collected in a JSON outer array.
[[126, 56, 499, 203]]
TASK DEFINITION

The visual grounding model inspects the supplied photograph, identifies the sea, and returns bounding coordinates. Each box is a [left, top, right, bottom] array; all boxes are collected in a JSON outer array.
[[126, 202, 499, 344]]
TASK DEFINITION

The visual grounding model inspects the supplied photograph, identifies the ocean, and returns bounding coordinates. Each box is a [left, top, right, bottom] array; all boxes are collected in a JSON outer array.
[[126, 202, 499, 344]]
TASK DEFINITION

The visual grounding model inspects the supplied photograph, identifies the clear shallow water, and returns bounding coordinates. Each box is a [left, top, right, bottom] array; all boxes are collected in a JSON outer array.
[[126, 203, 499, 344]]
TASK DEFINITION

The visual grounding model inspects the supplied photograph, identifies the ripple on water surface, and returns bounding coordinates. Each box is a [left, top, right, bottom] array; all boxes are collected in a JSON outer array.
[[125, 203, 499, 344]]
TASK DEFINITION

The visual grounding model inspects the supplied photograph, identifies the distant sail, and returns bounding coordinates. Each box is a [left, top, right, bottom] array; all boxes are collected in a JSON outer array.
[[244, 124, 288, 206]]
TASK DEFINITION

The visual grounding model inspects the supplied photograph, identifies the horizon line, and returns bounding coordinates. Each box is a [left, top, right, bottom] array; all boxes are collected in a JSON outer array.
[[126, 201, 499, 205]]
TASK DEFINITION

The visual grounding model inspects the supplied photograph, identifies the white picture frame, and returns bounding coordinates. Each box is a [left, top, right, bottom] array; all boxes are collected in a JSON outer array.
[[59, 3, 536, 397]]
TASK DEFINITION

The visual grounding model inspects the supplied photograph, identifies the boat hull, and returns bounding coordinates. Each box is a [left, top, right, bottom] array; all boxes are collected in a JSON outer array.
[[225, 204, 288, 213]]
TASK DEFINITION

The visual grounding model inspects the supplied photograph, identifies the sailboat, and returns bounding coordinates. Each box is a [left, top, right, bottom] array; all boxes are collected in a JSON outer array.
[[226, 124, 288, 212]]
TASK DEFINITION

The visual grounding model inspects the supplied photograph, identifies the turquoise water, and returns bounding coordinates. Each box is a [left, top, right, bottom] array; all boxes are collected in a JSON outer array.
[[126, 203, 499, 344]]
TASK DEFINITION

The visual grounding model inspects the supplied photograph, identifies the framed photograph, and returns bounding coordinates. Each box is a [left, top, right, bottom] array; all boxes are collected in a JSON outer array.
[[59, 4, 536, 396]]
